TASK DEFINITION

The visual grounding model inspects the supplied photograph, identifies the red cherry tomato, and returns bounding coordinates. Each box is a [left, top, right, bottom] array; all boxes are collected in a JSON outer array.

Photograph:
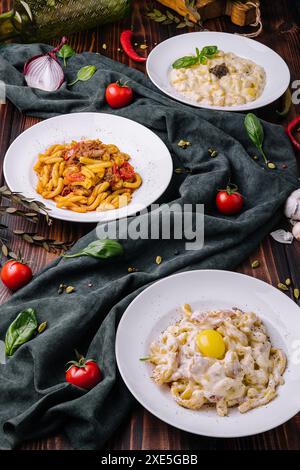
[[105, 81, 133, 109], [66, 352, 102, 390], [1, 260, 33, 291], [216, 184, 243, 215]]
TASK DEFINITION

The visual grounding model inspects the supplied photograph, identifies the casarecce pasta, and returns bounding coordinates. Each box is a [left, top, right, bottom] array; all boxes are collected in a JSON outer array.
[[34, 139, 142, 213], [148, 307, 286, 416]]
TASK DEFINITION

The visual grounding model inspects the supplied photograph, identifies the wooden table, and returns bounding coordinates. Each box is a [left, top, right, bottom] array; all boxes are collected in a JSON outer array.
[[0, 0, 300, 451]]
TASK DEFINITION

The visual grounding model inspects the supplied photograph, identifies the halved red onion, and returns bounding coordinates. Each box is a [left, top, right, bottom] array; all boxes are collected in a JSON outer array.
[[23, 38, 67, 92]]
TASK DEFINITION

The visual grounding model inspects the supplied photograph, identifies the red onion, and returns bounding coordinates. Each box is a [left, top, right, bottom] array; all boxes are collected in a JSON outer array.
[[24, 37, 67, 92]]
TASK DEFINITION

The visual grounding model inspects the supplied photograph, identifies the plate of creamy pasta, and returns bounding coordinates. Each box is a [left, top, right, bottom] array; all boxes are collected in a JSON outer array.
[[116, 270, 300, 437], [147, 32, 290, 111], [3, 113, 173, 223]]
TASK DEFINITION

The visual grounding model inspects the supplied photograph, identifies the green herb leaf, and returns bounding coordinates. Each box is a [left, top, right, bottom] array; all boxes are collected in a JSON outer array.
[[5, 308, 38, 357], [63, 239, 123, 260], [57, 44, 75, 67], [172, 45, 218, 69], [68, 65, 97, 86], [244, 113, 264, 148], [172, 55, 199, 69], [139, 356, 150, 361], [201, 46, 218, 57], [244, 113, 269, 166]]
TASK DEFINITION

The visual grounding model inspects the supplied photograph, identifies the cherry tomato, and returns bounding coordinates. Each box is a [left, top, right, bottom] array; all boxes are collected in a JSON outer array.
[[66, 352, 102, 390], [1, 260, 33, 291], [105, 81, 133, 109], [216, 184, 243, 215]]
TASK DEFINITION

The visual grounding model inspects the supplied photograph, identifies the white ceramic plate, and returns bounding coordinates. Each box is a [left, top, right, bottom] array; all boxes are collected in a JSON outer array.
[[3, 113, 173, 223], [146, 32, 290, 111], [116, 270, 300, 438]]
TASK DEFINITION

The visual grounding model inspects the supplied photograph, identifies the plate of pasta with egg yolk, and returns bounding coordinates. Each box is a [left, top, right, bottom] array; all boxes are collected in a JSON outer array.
[[116, 270, 300, 438], [3, 113, 173, 223]]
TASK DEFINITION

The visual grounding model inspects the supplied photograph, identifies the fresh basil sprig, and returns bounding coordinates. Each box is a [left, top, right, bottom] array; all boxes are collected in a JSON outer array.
[[244, 113, 276, 169], [5, 308, 38, 357], [68, 65, 97, 86], [57, 44, 75, 67], [63, 239, 123, 259], [172, 45, 218, 69]]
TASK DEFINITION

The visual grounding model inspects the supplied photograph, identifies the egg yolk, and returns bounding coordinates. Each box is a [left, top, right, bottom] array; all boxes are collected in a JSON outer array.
[[196, 329, 225, 359]]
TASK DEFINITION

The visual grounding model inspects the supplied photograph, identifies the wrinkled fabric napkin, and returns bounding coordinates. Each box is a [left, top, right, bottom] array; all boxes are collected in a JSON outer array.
[[0, 44, 298, 449]]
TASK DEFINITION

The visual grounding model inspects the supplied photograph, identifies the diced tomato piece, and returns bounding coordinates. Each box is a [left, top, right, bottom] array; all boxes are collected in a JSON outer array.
[[65, 172, 85, 183], [119, 162, 135, 181]]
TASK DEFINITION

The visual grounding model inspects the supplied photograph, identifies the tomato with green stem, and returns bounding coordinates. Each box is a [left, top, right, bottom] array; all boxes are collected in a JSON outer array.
[[105, 81, 133, 109], [216, 183, 243, 215], [66, 351, 102, 390]]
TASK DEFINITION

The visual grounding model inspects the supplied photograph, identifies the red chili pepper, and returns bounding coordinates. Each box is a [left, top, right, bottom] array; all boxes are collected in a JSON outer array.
[[286, 115, 300, 151], [120, 30, 147, 63]]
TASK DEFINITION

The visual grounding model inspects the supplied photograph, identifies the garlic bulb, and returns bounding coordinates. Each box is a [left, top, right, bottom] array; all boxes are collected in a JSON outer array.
[[292, 222, 300, 241], [284, 189, 300, 220]]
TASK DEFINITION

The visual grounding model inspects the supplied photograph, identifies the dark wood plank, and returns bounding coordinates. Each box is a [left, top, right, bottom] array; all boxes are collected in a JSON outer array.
[[0, 0, 300, 451]]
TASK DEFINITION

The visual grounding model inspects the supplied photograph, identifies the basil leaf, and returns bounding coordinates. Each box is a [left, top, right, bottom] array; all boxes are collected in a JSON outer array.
[[64, 239, 123, 259], [201, 45, 218, 57], [199, 53, 207, 65], [244, 113, 264, 149], [172, 45, 218, 69], [57, 44, 75, 67], [244, 113, 270, 165], [68, 65, 97, 86], [5, 308, 38, 357], [172, 55, 198, 69]]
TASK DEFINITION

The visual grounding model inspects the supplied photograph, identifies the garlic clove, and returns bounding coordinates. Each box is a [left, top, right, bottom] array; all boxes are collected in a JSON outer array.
[[292, 222, 300, 241], [270, 229, 293, 244]]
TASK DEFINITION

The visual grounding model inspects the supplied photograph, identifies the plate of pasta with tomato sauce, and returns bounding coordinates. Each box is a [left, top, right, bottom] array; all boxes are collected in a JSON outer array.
[[3, 113, 173, 223], [116, 270, 300, 437]]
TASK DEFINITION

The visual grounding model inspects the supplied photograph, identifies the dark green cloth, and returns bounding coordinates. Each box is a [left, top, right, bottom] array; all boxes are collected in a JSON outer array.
[[0, 44, 298, 450]]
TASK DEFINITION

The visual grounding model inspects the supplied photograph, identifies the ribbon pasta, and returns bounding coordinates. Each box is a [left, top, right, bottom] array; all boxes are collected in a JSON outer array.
[[34, 139, 142, 213]]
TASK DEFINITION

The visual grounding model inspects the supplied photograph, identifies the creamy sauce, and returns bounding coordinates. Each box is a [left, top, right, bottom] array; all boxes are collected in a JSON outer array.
[[169, 51, 266, 107]]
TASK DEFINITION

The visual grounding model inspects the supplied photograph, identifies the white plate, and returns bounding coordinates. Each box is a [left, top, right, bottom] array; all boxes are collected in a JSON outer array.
[[3, 113, 173, 223], [116, 270, 300, 438], [146, 32, 290, 111]]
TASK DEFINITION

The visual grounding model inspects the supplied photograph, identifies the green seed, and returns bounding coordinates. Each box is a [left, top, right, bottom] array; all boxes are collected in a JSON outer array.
[[38, 322, 47, 334], [294, 288, 299, 300], [253, 155, 259, 161], [251, 260, 260, 269], [65, 286, 75, 294], [156, 256, 162, 265], [285, 278, 291, 286], [278, 282, 288, 291], [267, 162, 276, 169]]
